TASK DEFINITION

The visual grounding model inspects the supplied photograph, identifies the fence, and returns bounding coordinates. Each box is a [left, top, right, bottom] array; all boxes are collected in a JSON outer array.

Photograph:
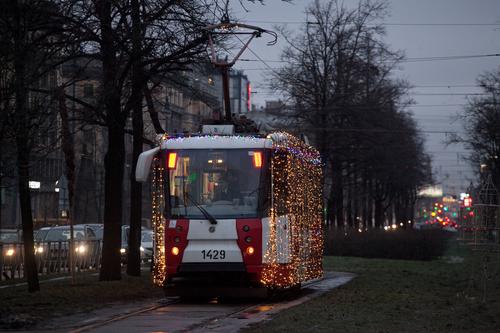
[[0, 240, 103, 281]]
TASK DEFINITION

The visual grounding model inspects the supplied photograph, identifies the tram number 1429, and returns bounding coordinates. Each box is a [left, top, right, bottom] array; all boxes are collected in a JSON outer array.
[[201, 249, 226, 260]]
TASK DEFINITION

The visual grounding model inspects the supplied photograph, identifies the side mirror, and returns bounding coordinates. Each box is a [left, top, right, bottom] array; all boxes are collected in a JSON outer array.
[[135, 147, 160, 182]]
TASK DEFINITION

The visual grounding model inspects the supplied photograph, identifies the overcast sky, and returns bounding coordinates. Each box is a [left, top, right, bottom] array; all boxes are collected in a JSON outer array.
[[225, 0, 500, 196]]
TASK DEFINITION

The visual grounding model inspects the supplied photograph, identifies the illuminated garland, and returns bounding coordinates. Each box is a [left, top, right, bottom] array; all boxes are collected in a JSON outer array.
[[150, 132, 323, 288], [152, 157, 167, 286], [261, 132, 324, 288], [165, 135, 265, 145]]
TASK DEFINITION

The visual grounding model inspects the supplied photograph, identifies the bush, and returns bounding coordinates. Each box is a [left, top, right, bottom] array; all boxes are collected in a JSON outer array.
[[324, 228, 452, 261]]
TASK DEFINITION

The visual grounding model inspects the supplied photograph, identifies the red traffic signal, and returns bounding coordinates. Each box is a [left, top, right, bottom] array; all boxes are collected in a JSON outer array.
[[464, 197, 472, 207]]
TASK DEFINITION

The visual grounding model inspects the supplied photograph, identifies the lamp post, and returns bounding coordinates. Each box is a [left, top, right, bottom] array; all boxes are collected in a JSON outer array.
[[57, 175, 74, 283]]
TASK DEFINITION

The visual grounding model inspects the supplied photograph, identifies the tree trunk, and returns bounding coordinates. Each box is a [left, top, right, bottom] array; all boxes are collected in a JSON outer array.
[[333, 160, 343, 228], [374, 198, 384, 229], [17, 139, 39, 292], [100, 124, 125, 281], [326, 195, 334, 226], [98, 0, 124, 281], [346, 180, 353, 228], [127, 0, 143, 277], [14, 3, 39, 292], [362, 171, 368, 230], [0, 149, 2, 230]]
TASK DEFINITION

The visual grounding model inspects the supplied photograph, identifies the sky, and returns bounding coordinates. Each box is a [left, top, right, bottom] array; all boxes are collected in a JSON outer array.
[[224, 0, 500, 196]]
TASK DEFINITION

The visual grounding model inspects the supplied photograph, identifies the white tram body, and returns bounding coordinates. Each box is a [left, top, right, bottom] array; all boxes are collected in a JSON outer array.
[[136, 127, 323, 293]]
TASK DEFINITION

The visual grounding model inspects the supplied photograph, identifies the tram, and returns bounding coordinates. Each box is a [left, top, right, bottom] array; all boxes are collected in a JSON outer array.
[[135, 125, 323, 296]]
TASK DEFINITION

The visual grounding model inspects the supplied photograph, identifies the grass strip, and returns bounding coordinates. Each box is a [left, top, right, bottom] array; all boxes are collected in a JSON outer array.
[[0, 272, 162, 329], [245, 252, 500, 333]]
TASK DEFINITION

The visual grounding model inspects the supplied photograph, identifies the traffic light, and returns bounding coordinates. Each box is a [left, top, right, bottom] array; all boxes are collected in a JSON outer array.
[[464, 197, 472, 207]]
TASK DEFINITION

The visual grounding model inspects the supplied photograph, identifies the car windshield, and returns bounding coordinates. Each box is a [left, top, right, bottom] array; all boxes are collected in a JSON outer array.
[[44, 228, 95, 241], [94, 228, 103, 239], [34, 229, 49, 241], [168, 149, 265, 219], [142, 231, 153, 243], [0, 231, 20, 243]]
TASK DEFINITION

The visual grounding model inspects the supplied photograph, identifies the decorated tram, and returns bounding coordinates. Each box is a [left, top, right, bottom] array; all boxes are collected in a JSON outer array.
[[135, 125, 323, 296]]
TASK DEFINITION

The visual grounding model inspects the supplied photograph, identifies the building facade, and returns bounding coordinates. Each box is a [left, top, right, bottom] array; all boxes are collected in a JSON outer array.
[[0, 61, 240, 230]]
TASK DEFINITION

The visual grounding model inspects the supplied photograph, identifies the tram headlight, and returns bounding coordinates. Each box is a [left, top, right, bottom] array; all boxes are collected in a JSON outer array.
[[245, 236, 252, 243], [35, 246, 44, 254], [242, 225, 250, 232], [120, 248, 126, 254], [174, 237, 180, 243], [140, 246, 145, 252], [171, 247, 179, 256], [246, 246, 255, 255], [6, 248, 15, 256]]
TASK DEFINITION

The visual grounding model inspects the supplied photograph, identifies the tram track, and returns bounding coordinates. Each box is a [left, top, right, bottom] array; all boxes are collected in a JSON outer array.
[[63, 272, 353, 333], [66, 298, 181, 333]]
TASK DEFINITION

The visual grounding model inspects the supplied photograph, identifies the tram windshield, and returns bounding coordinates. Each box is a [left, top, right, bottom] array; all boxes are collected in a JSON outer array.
[[168, 149, 266, 219]]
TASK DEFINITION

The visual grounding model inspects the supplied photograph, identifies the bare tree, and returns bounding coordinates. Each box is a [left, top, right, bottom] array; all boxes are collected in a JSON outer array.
[[62, 0, 221, 279], [0, 0, 69, 292], [270, 0, 429, 229], [454, 67, 500, 192]]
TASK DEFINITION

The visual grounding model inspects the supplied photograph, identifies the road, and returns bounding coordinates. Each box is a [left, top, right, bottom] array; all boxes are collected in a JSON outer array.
[[32, 272, 353, 333]]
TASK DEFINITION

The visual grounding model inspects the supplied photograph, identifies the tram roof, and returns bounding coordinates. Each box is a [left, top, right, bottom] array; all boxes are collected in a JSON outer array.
[[161, 135, 273, 150]]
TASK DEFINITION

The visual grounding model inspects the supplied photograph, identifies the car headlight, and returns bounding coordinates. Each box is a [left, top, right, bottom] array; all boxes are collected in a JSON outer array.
[[6, 249, 15, 256], [140, 246, 145, 252], [75, 245, 87, 254], [120, 248, 126, 254]]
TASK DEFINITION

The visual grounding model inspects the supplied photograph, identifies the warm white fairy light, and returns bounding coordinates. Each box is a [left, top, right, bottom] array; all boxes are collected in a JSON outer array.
[[261, 132, 323, 288], [152, 157, 167, 286], [150, 133, 323, 288]]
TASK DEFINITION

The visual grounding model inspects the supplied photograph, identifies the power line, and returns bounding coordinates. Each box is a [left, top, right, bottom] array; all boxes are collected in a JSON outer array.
[[236, 53, 500, 71], [412, 85, 479, 88], [410, 104, 466, 107], [231, 33, 279, 76], [239, 20, 500, 27], [256, 83, 479, 88], [308, 128, 464, 134], [241, 53, 500, 64], [403, 53, 500, 62], [411, 93, 487, 96], [252, 90, 484, 96]]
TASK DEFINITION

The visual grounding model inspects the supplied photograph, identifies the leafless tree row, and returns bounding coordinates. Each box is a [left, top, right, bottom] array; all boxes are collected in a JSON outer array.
[[269, 0, 432, 229], [454, 68, 500, 194], [0, 0, 224, 291]]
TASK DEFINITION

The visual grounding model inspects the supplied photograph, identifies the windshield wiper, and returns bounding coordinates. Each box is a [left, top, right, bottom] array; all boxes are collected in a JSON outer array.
[[184, 192, 218, 225]]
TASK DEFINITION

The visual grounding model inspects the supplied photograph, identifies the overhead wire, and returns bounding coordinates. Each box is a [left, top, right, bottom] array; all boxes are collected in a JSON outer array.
[[238, 20, 500, 27], [210, 15, 477, 185], [237, 53, 500, 65]]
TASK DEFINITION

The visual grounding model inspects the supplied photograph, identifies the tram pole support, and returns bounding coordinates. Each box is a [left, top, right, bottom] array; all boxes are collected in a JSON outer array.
[[221, 66, 232, 123]]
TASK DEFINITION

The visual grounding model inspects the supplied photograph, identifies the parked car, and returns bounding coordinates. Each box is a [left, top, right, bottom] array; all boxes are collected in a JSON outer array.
[[33, 225, 101, 270], [0, 229, 22, 243], [141, 229, 154, 262], [120, 226, 153, 263], [0, 229, 21, 269]]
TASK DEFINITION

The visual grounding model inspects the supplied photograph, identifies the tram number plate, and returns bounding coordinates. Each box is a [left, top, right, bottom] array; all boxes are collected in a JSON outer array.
[[201, 249, 226, 260]]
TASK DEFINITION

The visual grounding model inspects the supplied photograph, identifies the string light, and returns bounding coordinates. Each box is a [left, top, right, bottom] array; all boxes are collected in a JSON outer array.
[[261, 132, 323, 288], [150, 133, 323, 289], [152, 156, 167, 286]]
